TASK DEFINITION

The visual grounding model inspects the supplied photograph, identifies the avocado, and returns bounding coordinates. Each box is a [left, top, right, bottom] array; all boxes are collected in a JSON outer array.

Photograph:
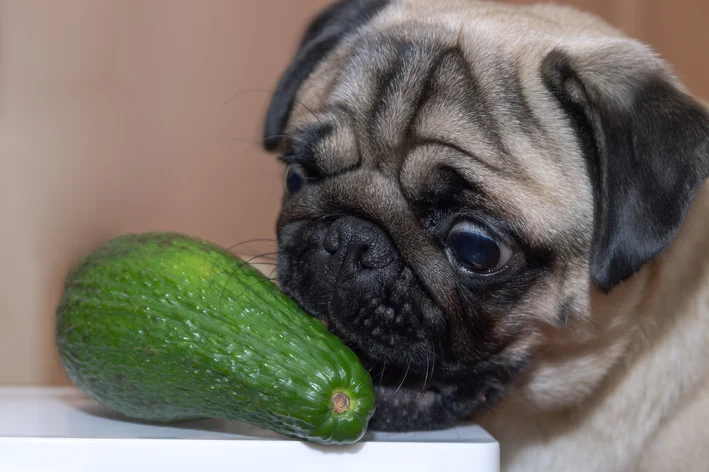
[[55, 232, 375, 445]]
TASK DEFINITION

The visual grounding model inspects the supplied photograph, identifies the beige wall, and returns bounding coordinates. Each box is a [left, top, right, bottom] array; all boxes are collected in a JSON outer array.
[[0, 0, 332, 386], [1, 0, 707, 386]]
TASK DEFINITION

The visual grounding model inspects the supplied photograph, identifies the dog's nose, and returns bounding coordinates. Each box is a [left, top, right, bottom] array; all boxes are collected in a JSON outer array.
[[324, 217, 394, 274]]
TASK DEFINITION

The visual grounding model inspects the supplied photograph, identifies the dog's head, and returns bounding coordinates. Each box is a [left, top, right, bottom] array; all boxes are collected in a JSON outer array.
[[262, 0, 709, 422]]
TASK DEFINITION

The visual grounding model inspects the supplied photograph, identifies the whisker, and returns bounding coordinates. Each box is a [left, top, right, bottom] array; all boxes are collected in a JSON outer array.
[[217, 273, 282, 319], [208, 251, 280, 286], [239, 261, 278, 266], [225, 134, 293, 145], [415, 343, 435, 403], [585, 316, 605, 337], [377, 362, 389, 387], [259, 134, 294, 145], [381, 361, 396, 386], [393, 361, 411, 397], [268, 266, 279, 279], [210, 252, 281, 308], [296, 101, 323, 127], [421, 351, 430, 394], [566, 311, 606, 340], [208, 239, 277, 275], [223, 239, 277, 252], [428, 343, 436, 389], [225, 276, 280, 306], [244, 251, 279, 259], [220, 88, 278, 114], [366, 358, 381, 376]]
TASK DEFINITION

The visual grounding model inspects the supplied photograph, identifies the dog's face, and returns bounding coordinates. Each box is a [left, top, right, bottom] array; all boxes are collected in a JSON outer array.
[[262, 0, 709, 429]]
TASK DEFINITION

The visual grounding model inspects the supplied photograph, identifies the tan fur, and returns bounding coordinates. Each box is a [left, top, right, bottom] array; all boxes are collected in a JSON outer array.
[[478, 182, 709, 471], [274, 1, 709, 469]]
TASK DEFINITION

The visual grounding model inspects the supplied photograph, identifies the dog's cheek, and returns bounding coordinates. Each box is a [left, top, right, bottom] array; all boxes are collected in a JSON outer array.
[[519, 337, 629, 412], [461, 277, 578, 402], [505, 261, 592, 329], [509, 266, 649, 412]]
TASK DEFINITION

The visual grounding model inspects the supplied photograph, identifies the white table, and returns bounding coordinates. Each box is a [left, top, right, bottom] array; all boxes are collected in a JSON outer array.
[[0, 387, 499, 472]]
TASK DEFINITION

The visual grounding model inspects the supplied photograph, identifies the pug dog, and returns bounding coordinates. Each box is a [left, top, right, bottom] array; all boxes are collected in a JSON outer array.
[[261, 0, 709, 470]]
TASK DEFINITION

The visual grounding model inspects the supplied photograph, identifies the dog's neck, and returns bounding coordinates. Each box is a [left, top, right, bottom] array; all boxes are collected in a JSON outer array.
[[480, 180, 709, 470]]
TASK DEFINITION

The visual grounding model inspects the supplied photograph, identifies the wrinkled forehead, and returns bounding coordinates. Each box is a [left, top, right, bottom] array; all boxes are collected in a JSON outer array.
[[281, 20, 594, 249]]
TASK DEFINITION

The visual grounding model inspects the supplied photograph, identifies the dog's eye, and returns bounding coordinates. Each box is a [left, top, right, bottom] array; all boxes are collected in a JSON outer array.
[[285, 164, 306, 194], [447, 222, 513, 273]]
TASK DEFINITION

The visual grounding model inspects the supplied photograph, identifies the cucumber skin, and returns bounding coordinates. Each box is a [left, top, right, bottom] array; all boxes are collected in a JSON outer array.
[[56, 232, 375, 445]]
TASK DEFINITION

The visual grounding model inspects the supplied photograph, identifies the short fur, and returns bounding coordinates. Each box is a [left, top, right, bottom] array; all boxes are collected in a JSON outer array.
[[262, 1, 709, 470]]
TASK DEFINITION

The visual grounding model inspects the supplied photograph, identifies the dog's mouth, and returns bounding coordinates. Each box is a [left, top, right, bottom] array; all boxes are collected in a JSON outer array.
[[332, 334, 437, 392], [277, 262, 445, 377], [327, 311, 437, 371], [275, 216, 453, 385], [280, 278, 437, 369]]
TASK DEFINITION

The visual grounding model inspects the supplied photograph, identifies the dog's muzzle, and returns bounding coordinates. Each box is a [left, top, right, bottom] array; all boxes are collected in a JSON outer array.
[[277, 215, 443, 370]]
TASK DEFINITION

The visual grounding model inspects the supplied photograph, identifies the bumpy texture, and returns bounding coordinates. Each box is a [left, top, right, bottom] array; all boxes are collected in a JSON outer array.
[[56, 232, 375, 445]]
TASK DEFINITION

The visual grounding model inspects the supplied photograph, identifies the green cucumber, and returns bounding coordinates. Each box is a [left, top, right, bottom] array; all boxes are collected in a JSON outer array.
[[55, 232, 375, 445]]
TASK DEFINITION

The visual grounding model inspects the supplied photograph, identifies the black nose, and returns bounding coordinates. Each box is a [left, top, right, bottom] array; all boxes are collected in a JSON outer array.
[[323, 217, 395, 276]]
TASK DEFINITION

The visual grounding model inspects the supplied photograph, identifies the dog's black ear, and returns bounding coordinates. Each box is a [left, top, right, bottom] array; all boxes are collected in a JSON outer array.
[[263, 0, 390, 151], [542, 47, 709, 293]]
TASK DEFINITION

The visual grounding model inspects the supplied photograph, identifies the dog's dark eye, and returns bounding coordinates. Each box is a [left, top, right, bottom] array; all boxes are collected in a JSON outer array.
[[285, 164, 306, 194], [447, 222, 512, 273]]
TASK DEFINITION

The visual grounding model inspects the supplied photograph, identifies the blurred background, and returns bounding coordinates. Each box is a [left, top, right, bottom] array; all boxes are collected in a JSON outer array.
[[0, 0, 707, 387]]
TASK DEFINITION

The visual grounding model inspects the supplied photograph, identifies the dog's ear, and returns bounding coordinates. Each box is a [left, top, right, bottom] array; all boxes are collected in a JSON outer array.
[[541, 45, 709, 293], [263, 0, 390, 151]]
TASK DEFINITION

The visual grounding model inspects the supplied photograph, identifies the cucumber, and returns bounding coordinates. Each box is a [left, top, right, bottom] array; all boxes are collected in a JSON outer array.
[[55, 232, 375, 445]]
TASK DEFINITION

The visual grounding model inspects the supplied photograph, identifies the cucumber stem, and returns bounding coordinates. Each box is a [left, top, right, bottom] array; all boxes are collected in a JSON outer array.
[[331, 392, 350, 414]]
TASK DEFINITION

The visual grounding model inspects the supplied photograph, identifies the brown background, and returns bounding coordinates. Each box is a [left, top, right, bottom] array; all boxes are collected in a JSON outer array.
[[0, 0, 707, 386]]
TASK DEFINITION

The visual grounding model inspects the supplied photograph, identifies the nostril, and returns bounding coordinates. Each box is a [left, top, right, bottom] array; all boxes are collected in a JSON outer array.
[[323, 217, 396, 272], [323, 226, 340, 254]]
